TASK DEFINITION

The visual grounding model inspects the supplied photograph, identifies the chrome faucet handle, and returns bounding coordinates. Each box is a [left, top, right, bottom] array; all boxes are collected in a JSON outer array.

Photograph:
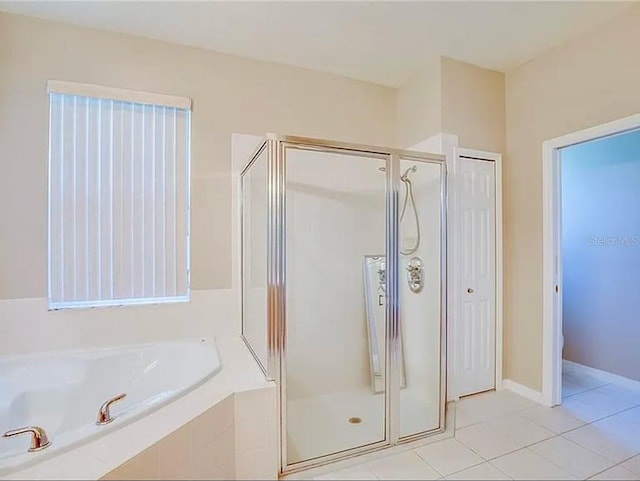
[[96, 393, 127, 426], [3, 426, 51, 452]]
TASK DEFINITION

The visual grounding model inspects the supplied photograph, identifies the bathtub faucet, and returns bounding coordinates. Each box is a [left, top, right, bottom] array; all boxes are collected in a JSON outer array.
[[3, 426, 51, 452], [96, 393, 127, 426]]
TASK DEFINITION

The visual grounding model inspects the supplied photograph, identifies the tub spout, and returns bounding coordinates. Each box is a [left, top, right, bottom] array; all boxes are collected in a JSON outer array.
[[3, 426, 51, 452], [96, 393, 127, 426]]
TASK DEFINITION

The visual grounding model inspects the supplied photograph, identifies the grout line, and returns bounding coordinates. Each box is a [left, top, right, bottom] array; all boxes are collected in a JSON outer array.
[[453, 412, 634, 476], [514, 382, 640, 440], [521, 389, 640, 477], [452, 419, 537, 462], [557, 400, 640, 438], [363, 462, 379, 480], [454, 388, 640, 466], [431, 458, 486, 478], [586, 460, 639, 480], [300, 386, 640, 481], [526, 435, 613, 479], [485, 458, 516, 480], [561, 382, 611, 400], [483, 442, 575, 479]]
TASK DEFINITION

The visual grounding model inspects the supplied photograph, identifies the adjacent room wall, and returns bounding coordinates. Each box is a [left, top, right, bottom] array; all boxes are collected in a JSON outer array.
[[0, 12, 396, 354], [504, 3, 640, 390], [561, 129, 640, 382]]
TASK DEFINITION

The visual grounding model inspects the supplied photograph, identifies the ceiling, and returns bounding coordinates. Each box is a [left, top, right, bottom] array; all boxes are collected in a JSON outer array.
[[0, 1, 635, 87]]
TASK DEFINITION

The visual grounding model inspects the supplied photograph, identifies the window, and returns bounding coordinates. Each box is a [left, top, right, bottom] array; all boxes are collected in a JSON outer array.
[[47, 81, 191, 309]]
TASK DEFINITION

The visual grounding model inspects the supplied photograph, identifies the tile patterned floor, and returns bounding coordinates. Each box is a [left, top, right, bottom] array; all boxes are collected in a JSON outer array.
[[300, 370, 640, 480]]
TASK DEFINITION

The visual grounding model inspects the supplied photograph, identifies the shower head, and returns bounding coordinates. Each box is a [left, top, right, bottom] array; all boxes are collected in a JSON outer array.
[[401, 166, 417, 182], [378, 165, 417, 181]]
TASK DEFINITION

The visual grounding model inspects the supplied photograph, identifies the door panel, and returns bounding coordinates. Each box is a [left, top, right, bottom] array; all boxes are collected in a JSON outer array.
[[278, 143, 447, 471], [397, 158, 444, 439], [284, 147, 387, 466], [458, 157, 496, 397]]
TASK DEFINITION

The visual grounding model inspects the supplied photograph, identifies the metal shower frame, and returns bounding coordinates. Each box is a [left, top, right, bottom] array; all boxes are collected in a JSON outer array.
[[240, 134, 448, 474]]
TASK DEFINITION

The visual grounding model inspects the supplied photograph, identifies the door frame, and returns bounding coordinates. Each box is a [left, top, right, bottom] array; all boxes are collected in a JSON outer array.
[[245, 134, 448, 474], [541, 112, 640, 407], [449, 147, 503, 400]]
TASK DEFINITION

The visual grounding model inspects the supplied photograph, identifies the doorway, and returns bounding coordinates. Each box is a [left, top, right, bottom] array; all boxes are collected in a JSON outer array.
[[452, 148, 503, 399], [542, 113, 640, 406]]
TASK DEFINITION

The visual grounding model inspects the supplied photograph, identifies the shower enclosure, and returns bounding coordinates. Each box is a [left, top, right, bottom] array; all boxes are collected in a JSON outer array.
[[241, 135, 446, 473]]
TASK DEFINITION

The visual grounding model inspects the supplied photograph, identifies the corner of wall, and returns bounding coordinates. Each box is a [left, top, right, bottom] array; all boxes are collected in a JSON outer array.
[[234, 385, 279, 479], [501, 379, 546, 406], [395, 57, 443, 149], [440, 56, 505, 154]]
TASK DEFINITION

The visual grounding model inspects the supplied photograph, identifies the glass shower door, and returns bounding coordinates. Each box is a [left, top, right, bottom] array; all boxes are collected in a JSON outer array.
[[283, 145, 388, 466], [397, 157, 445, 439], [241, 144, 269, 373]]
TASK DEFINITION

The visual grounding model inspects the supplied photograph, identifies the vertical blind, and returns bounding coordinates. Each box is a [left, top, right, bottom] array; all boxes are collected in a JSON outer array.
[[47, 81, 191, 308]]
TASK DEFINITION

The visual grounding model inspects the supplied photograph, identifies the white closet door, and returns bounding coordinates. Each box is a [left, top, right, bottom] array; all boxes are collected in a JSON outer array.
[[458, 156, 496, 397]]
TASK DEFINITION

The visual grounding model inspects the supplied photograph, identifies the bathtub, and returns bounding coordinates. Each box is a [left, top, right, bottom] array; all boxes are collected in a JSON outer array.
[[0, 339, 221, 475]]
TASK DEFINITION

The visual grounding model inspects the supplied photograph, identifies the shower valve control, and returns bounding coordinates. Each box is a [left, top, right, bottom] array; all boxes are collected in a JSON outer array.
[[406, 257, 424, 294]]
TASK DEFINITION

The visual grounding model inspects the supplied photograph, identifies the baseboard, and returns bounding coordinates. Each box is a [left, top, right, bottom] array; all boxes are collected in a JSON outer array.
[[563, 360, 640, 391], [502, 379, 545, 405]]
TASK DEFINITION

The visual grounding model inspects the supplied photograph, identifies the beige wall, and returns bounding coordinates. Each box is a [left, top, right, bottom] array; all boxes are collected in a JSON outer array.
[[395, 56, 505, 153], [396, 59, 441, 149], [441, 57, 505, 153], [0, 12, 396, 299], [5, 4, 639, 394], [504, 3, 640, 390]]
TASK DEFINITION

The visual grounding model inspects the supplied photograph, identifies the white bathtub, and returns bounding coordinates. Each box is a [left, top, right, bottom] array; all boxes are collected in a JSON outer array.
[[0, 339, 221, 475]]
